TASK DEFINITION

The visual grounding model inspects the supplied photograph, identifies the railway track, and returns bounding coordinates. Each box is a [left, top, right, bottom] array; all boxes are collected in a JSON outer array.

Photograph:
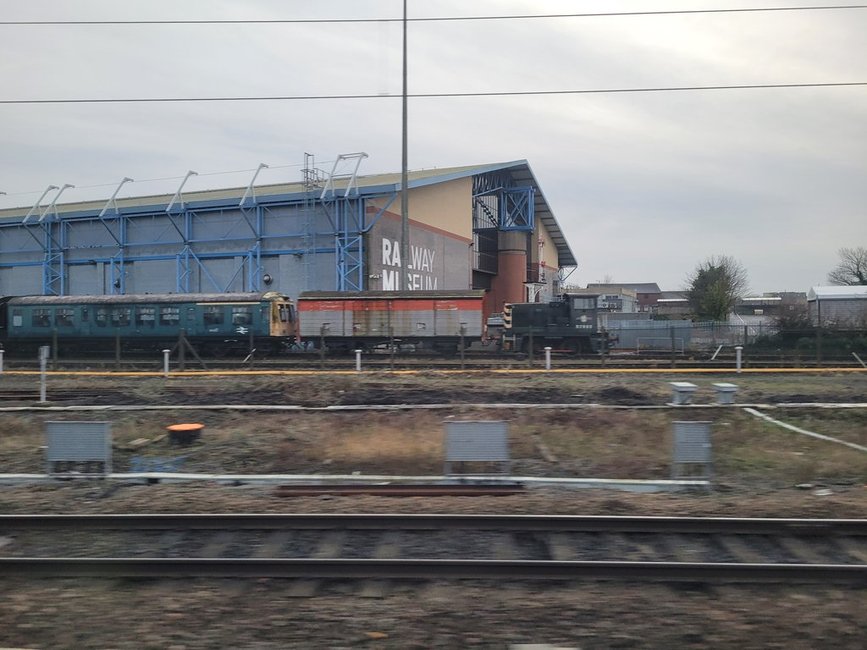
[[1, 353, 858, 371], [2, 514, 866, 584]]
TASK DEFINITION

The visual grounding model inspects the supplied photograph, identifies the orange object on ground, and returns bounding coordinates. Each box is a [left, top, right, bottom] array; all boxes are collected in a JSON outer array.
[[167, 423, 204, 433], [166, 423, 204, 444]]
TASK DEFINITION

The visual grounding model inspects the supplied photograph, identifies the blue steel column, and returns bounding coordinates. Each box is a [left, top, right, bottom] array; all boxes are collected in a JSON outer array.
[[109, 213, 127, 294], [41, 219, 66, 295], [334, 198, 365, 291], [175, 206, 193, 293]]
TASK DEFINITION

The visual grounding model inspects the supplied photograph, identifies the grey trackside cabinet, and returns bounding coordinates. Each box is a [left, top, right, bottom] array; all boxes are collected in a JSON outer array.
[[669, 382, 698, 405], [45, 421, 112, 477]]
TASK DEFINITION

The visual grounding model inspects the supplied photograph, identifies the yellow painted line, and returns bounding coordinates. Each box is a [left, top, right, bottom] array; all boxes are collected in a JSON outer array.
[[0, 367, 864, 377]]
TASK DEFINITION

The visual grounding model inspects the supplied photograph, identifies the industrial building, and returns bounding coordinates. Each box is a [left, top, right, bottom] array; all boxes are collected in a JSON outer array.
[[0, 158, 576, 320], [808, 286, 867, 326]]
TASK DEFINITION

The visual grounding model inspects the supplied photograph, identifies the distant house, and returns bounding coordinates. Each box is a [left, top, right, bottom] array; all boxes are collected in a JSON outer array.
[[586, 283, 661, 312], [734, 292, 806, 317], [655, 291, 690, 319], [807, 286, 867, 326]]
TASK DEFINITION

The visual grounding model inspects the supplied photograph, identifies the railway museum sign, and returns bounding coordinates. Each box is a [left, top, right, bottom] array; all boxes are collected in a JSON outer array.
[[368, 213, 471, 292]]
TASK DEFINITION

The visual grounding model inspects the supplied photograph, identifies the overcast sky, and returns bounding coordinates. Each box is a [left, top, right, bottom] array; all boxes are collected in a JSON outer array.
[[1, 0, 864, 293]]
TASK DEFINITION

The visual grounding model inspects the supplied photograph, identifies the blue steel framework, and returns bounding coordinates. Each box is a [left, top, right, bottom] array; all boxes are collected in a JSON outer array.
[[0, 164, 543, 296], [0, 188, 401, 296]]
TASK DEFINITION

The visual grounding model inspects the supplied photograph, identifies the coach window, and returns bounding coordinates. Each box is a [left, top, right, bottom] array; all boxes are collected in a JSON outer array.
[[32, 308, 52, 328], [111, 307, 131, 327], [203, 306, 224, 326], [135, 306, 156, 328], [56, 308, 75, 327], [95, 308, 109, 327], [232, 307, 252, 326], [11, 309, 23, 327], [160, 307, 180, 326]]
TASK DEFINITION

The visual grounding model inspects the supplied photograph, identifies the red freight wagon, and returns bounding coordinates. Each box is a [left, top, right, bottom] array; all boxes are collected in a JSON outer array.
[[297, 290, 486, 352]]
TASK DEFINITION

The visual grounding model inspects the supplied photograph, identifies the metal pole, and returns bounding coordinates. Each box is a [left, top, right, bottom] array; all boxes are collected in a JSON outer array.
[[670, 326, 676, 369], [0, 349, 4, 374], [319, 325, 326, 369], [178, 329, 186, 372], [544, 346, 552, 371], [52, 328, 58, 370], [115, 330, 121, 370], [355, 349, 362, 372], [400, 0, 409, 289], [163, 349, 171, 377], [39, 346, 49, 403], [735, 345, 743, 373], [460, 325, 466, 371], [527, 328, 534, 368]]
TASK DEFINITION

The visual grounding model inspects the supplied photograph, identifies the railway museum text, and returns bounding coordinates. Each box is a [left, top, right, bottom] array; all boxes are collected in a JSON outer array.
[[381, 238, 439, 291]]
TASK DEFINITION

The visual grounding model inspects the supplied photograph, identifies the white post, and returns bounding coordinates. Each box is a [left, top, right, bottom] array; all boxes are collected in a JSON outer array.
[[355, 349, 362, 372], [163, 349, 171, 377], [39, 345, 50, 403], [735, 345, 743, 374], [544, 346, 552, 371]]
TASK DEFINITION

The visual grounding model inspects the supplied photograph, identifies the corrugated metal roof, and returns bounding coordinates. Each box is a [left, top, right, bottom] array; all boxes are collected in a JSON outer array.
[[0, 160, 577, 269], [299, 290, 486, 300], [807, 285, 867, 301], [7, 293, 280, 305], [587, 282, 662, 293]]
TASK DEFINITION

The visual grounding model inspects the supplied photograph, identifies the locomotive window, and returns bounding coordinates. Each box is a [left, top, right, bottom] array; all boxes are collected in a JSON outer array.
[[203, 306, 224, 326], [135, 307, 156, 328], [95, 308, 108, 327], [232, 307, 252, 326], [56, 308, 75, 327], [572, 298, 596, 310], [278, 304, 294, 322], [159, 307, 180, 326], [111, 308, 131, 327], [32, 308, 52, 328]]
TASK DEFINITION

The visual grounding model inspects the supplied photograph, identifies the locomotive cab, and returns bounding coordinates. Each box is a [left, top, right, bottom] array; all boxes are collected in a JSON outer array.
[[502, 293, 601, 353]]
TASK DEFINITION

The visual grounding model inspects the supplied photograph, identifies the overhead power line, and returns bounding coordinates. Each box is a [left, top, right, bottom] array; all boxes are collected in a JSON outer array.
[[2, 5, 866, 25], [1, 82, 865, 105]]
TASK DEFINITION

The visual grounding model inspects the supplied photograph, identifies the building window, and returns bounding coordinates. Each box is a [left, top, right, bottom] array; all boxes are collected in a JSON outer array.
[[56, 308, 75, 327], [159, 307, 180, 326], [203, 306, 224, 326], [32, 309, 52, 327]]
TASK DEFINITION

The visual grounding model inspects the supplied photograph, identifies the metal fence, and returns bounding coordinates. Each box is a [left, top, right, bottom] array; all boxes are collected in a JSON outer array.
[[606, 321, 778, 352]]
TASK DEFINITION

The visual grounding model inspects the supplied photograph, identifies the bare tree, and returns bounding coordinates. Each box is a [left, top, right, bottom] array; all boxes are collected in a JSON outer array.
[[685, 255, 749, 321], [828, 247, 867, 285]]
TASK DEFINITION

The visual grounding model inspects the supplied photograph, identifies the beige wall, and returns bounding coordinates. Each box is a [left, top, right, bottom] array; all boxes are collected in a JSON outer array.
[[367, 177, 473, 240], [535, 220, 559, 271]]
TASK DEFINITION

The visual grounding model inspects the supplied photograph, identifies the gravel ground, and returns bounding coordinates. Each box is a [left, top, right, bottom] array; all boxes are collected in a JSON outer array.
[[1, 579, 865, 649], [1, 372, 866, 648]]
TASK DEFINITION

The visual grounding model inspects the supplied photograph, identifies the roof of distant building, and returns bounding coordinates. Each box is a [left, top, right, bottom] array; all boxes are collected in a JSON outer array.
[[807, 285, 867, 301], [586, 282, 661, 294]]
